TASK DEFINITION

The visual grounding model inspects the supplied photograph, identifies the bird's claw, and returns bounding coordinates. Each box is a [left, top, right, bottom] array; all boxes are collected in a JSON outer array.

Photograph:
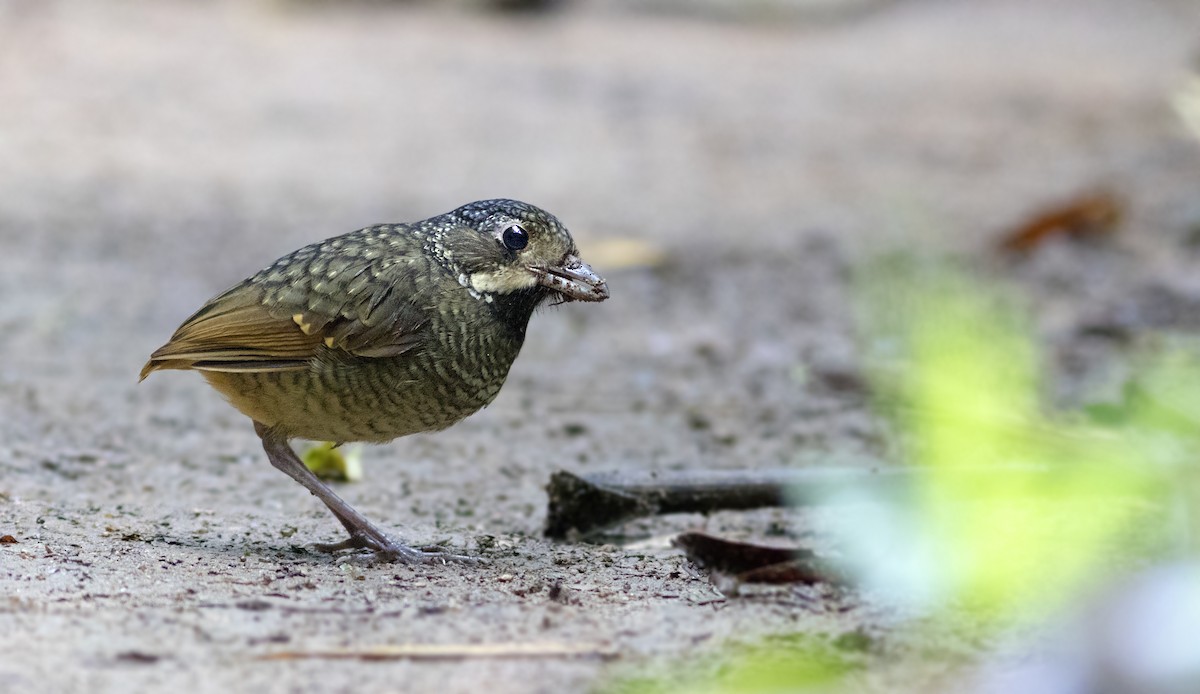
[[379, 545, 484, 565]]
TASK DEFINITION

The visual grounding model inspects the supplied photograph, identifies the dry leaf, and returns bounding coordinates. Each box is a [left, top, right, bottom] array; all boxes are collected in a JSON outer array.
[[998, 189, 1124, 254]]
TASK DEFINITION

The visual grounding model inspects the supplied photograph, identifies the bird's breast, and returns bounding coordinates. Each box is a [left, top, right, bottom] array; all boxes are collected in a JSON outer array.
[[205, 305, 527, 443]]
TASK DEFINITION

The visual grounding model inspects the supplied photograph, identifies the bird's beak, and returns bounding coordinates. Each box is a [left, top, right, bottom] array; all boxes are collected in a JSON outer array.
[[534, 254, 609, 302]]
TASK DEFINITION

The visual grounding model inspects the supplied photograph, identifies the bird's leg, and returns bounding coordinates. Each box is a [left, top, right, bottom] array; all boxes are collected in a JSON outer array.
[[252, 421, 477, 564]]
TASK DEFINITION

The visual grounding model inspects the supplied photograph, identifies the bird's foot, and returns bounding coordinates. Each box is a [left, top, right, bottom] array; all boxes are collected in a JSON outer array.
[[314, 534, 481, 564]]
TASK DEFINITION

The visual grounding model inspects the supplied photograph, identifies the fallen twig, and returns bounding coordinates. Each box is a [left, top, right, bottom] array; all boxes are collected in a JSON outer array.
[[544, 465, 1052, 538], [260, 642, 618, 662]]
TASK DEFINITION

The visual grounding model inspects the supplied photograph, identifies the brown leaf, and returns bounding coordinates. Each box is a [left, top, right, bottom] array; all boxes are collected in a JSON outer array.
[[998, 189, 1124, 254], [673, 531, 851, 586]]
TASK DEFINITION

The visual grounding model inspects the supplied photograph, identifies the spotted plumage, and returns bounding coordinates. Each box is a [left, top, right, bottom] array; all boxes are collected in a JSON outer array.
[[142, 199, 608, 563]]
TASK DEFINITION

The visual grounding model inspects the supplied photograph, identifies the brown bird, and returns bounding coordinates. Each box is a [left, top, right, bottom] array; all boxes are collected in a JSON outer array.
[[141, 199, 609, 563]]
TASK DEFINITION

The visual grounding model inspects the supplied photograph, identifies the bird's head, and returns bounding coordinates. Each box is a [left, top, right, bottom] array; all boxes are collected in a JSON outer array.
[[429, 199, 610, 305]]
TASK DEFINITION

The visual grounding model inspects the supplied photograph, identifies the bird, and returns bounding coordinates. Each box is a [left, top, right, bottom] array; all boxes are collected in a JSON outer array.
[[141, 199, 609, 563]]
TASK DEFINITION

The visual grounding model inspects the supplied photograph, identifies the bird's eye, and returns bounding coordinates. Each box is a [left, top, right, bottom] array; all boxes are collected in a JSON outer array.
[[501, 225, 529, 251]]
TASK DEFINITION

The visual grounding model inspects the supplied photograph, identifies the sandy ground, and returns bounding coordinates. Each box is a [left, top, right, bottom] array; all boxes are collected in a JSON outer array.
[[1, 0, 1199, 692]]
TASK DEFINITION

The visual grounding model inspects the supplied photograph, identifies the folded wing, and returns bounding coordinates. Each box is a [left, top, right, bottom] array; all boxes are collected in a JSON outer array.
[[140, 270, 427, 380]]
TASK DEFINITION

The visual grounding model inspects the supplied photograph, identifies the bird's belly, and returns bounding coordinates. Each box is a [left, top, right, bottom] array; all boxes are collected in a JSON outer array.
[[203, 351, 513, 443]]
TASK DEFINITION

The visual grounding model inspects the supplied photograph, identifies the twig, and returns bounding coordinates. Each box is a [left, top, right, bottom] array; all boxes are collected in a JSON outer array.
[[544, 465, 1053, 538], [260, 642, 618, 662]]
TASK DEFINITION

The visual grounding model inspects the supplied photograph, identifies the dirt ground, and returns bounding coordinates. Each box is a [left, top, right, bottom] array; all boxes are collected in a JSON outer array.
[[2, 0, 1199, 692]]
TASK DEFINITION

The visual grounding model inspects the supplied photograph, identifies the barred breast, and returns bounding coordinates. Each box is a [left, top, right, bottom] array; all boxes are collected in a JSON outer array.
[[203, 301, 527, 443]]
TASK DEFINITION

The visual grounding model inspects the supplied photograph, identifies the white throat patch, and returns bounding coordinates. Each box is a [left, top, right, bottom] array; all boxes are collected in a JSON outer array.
[[463, 267, 538, 302]]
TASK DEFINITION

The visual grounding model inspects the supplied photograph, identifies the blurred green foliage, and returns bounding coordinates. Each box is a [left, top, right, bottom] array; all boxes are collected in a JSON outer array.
[[606, 633, 867, 694], [603, 258, 1198, 694], [848, 263, 1171, 618]]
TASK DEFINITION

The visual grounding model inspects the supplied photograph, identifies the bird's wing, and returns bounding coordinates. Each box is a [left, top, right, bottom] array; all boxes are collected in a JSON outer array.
[[140, 266, 429, 380]]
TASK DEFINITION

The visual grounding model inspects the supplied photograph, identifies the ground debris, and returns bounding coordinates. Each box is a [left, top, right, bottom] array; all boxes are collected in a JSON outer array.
[[260, 642, 618, 662], [673, 532, 851, 588], [115, 651, 162, 664], [545, 469, 801, 539], [544, 464, 1054, 539], [997, 188, 1124, 255]]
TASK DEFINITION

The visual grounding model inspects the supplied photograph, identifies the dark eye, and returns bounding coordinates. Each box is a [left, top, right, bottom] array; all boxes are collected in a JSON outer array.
[[501, 224, 529, 251]]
